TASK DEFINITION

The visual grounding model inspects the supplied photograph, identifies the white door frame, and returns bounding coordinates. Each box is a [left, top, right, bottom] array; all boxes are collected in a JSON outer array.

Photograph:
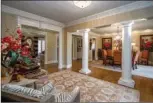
[[18, 17, 63, 69], [66, 32, 82, 68], [66, 31, 99, 69], [72, 36, 78, 60]]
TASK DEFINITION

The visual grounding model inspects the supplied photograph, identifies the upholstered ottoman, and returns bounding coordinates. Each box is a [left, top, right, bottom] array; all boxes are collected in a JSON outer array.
[[2, 82, 80, 102], [35, 75, 49, 89]]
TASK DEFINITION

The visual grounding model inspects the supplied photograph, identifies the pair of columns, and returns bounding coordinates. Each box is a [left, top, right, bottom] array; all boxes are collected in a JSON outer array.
[[78, 21, 135, 88]]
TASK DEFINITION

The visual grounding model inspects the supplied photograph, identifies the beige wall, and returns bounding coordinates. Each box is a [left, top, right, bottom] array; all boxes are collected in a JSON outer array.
[[95, 36, 102, 60], [100, 30, 153, 50], [2, 12, 18, 37], [21, 25, 58, 63], [63, 6, 153, 65], [2, 12, 58, 64], [72, 36, 77, 60], [65, 6, 153, 32], [72, 34, 101, 61], [89, 34, 102, 60], [46, 31, 58, 63], [72, 35, 82, 59], [2, 7, 153, 66]]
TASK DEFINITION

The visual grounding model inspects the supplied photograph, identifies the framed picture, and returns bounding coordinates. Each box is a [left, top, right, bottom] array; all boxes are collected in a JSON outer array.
[[140, 35, 153, 52], [77, 38, 82, 52], [102, 38, 112, 50], [25, 37, 33, 47]]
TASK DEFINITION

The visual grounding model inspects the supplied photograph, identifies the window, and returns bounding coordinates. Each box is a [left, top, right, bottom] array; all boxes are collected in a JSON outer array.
[[38, 39, 45, 54]]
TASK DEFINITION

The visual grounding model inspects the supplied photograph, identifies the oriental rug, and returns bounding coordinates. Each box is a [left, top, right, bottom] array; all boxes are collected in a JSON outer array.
[[48, 70, 140, 102]]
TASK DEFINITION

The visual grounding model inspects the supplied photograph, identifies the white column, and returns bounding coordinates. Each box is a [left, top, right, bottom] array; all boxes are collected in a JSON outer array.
[[78, 29, 91, 74], [58, 30, 63, 69], [118, 21, 135, 88], [73, 37, 77, 60], [66, 33, 72, 68]]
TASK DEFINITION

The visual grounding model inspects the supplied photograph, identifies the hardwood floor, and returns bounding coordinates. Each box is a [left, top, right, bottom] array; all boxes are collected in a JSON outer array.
[[45, 60, 153, 102]]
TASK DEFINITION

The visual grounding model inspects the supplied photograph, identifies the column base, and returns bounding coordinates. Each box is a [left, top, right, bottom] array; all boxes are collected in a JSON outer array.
[[79, 68, 91, 74], [58, 64, 63, 69], [118, 77, 135, 88], [66, 64, 72, 69]]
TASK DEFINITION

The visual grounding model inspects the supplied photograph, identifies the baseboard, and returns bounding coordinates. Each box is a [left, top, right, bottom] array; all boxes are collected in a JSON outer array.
[[148, 61, 153, 65], [88, 59, 92, 61], [45, 60, 58, 64], [73, 58, 77, 60], [45, 62, 72, 69], [66, 64, 72, 68], [62, 65, 66, 68]]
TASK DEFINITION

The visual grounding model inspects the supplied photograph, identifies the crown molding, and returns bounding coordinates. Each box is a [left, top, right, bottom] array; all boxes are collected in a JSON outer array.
[[89, 31, 101, 37], [2, 1, 153, 28], [98, 29, 153, 37], [2, 5, 65, 28], [66, 1, 153, 27]]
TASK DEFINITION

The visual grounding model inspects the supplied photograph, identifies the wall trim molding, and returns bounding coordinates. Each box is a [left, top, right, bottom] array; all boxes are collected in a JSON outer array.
[[73, 58, 77, 60], [66, 64, 72, 69], [97, 29, 153, 37], [2, 5, 64, 70], [148, 61, 153, 65], [3, 1, 153, 28], [45, 60, 58, 64], [61, 65, 66, 68], [66, 1, 153, 27], [2, 5, 65, 28], [89, 31, 101, 37]]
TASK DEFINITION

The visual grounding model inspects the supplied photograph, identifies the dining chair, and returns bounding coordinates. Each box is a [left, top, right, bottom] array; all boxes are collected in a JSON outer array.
[[97, 49, 102, 60], [139, 50, 149, 65], [132, 50, 140, 70], [102, 49, 107, 65], [113, 50, 122, 66], [106, 50, 113, 65]]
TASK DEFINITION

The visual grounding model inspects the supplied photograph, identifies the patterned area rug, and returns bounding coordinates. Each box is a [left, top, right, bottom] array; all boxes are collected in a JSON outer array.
[[48, 70, 140, 102]]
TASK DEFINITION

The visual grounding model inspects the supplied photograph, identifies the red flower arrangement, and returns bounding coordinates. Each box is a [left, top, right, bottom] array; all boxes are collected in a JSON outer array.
[[1, 27, 31, 57]]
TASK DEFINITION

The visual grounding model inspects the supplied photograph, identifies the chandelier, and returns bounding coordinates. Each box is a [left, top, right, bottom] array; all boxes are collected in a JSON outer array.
[[73, 1, 91, 8], [114, 26, 122, 50], [114, 26, 122, 40]]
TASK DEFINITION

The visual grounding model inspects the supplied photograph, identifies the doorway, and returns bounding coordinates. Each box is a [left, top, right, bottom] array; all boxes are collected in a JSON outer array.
[[21, 25, 62, 69]]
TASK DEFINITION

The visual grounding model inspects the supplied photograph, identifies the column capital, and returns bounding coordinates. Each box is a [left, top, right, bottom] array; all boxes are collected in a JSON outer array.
[[120, 20, 134, 27], [77, 29, 90, 33]]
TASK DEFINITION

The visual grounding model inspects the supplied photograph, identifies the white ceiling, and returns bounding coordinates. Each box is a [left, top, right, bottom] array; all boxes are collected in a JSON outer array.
[[2, 1, 135, 24], [91, 19, 153, 34]]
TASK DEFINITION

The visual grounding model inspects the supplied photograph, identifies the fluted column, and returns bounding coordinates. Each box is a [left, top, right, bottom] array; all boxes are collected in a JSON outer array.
[[78, 29, 91, 74], [118, 21, 135, 88]]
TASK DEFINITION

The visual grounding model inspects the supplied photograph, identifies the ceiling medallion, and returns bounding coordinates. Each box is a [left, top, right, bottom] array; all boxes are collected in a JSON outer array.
[[74, 1, 91, 8]]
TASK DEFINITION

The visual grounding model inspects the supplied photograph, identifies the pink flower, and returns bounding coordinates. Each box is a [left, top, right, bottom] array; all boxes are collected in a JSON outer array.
[[17, 28, 22, 34], [2, 36, 13, 44], [145, 41, 152, 48]]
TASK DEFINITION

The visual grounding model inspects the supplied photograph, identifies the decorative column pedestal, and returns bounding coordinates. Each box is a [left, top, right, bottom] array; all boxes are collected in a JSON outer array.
[[78, 29, 91, 74], [118, 21, 135, 88]]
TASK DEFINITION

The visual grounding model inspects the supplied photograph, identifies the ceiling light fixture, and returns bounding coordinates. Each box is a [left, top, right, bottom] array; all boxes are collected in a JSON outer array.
[[74, 1, 91, 8]]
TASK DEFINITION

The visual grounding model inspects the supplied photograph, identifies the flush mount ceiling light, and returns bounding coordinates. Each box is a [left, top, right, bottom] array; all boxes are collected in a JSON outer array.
[[74, 1, 91, 8]]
